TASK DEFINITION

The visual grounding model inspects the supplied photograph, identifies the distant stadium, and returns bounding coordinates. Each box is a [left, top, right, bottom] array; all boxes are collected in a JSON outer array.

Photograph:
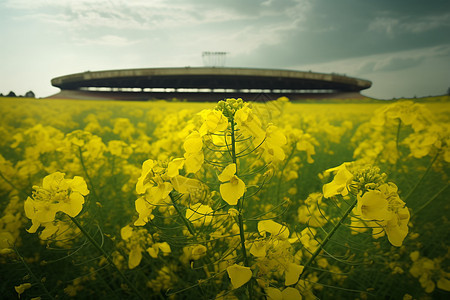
[[49, 67, 372, 101]]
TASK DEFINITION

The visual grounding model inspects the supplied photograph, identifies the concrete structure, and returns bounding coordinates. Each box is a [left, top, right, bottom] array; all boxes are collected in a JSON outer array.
[[50, 67, 372, 101]]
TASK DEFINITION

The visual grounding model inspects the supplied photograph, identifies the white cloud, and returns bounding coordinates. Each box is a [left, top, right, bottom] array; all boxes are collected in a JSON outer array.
[[294, 45, 450, 99], [5, 0, 255, 30], [400, 13, 450, 33], [368, 17, 399, 38], [74, 34, 138, 46], [5, 0, 312, 30], [368, 13, 450, 37], [296, 45, 450, 75]]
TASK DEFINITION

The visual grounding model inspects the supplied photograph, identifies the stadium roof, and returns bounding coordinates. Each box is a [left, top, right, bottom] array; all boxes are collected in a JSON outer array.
[[51, 67, 371, 93]]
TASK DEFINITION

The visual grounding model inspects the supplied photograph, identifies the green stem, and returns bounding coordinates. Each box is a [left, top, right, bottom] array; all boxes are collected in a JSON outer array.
[[14, 246, 55, 300], [298, 197, 358, 281], [69, 217, 145, 300], [230, 116, 252, 298], [396, 118, 402, 153], [404, 151, 439, 202], [230, 116, 237, 165]]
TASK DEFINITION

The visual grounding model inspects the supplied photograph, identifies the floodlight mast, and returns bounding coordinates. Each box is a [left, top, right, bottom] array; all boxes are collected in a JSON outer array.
[[202, 51, 227, 67]]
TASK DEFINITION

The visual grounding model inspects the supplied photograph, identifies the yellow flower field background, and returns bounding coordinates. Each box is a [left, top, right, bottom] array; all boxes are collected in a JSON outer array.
[[0, 96, 449, 299]]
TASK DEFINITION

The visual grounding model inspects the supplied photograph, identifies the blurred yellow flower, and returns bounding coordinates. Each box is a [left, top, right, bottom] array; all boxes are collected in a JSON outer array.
[[264, 124, 287, 161], [183, 131, 204, 173], [15, 283, 32, 298], [128, 246, 143, 269], [147, 242, 171, 258]]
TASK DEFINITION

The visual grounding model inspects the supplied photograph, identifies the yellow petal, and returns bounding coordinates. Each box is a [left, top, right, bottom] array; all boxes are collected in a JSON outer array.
[[24, 197, 35, 219], [148, 182, 173, 204], [322, 163, 353, 198], [171, 175, 200, 194], [120, 225, 133, 240], [266, 287, 283, 300], [69, 176, 89, 195], [258, 220, 290, 240], [156, 242, 171, 254], [26, 220, 41, 234], [357, 190, 390, 220], [128, 247, 142, 269], [385, 207, 410, 247], [61, 192, 85, 217], [285, 263, 304, 286], [183, 131, 203, 153], [201, 109, 228, 135], [34, 202, 57, 224], [134, 197, 153, 226], [437, 277, 450, 292], [227, 264, 252, 289], [42, 172, 66, 191], [15, 283, 32, 298], [249, 240, 267, 258], [281, 287, 302, 300], [147, 246, 158, 258], [167, 158, 184, 178], [39, 222, 60, 240], [191, 244, 207, 260], [184, 151, 204, 174], [218, 163, 237, 182], [220, 176, 245, 206], [136, 159, 156, 194], [0, 232, 14, 249]]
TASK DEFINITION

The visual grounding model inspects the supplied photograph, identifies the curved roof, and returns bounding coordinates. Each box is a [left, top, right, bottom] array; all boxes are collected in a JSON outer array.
[[51, 67, 371, 92]]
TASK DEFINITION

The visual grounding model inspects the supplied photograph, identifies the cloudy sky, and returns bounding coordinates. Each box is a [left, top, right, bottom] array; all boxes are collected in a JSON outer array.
[[1, 0, 449, 99]]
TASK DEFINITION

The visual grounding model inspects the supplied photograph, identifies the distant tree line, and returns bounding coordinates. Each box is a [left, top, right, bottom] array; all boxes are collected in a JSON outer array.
[[0, 91, 35, 98]]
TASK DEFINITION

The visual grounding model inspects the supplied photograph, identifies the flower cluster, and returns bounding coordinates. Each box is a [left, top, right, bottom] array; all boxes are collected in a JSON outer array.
[[24, 172, 89, 236], [322, 163, 410, 247]]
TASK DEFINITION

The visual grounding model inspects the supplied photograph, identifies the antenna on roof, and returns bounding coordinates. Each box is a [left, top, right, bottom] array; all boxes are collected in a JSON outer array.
[[202, 51, 227, 67]]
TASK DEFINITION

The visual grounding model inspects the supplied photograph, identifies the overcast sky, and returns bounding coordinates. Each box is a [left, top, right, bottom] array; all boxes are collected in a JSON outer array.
[[1, 0, 449, 99]]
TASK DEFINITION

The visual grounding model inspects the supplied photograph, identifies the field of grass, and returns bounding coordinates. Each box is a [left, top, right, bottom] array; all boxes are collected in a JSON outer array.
[[0, 95, 449, 299]]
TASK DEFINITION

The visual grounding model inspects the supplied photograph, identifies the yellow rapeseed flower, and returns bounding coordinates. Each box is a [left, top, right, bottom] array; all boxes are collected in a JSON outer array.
[[24, 172, 89, 233], [218, 163, 245, 205]]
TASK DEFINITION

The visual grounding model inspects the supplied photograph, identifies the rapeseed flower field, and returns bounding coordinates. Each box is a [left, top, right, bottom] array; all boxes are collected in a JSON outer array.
[[0, 96, 449, 299]]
